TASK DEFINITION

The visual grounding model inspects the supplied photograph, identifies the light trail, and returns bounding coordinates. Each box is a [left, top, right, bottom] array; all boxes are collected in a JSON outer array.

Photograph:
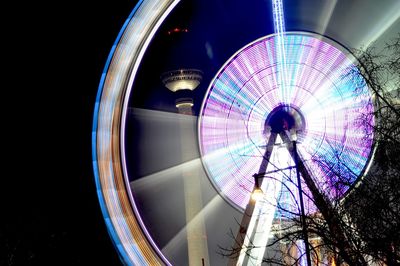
[[359, 7, 400, 49], [272, 0, 289, 103], [93, 0, 180, 265], [130, 158, 201, 194], [125, 108, 199, 177], [318, 0, 338, 35], [161, 194, 223, 257]]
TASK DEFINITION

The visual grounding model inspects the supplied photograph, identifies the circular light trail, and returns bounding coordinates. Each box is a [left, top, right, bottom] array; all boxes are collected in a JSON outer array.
[[198, 32, 375, 212], [92, 0, 179, 264]]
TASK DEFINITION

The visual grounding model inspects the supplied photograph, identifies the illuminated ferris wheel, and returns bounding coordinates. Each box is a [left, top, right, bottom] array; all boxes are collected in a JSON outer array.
[[199, 32, 374, 211], [198, 31, 374, 265], [90, 0, 395, 265]]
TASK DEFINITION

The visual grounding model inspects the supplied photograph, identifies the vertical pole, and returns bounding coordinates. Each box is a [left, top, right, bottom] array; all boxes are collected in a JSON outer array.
[[176, 100, 209, 266], [293, 140, 312, 266]]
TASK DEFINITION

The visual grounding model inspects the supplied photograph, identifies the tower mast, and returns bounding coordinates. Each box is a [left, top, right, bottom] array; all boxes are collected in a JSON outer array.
[[162, 69, 210, 266]]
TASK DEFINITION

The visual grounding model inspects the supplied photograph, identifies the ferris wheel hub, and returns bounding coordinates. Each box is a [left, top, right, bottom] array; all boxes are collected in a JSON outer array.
[[265, 105, 306, 139]]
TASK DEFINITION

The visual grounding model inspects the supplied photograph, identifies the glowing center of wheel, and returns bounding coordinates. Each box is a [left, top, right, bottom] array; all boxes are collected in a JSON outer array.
[[265, 105, 305, 135], [199, 32, 374, 212]]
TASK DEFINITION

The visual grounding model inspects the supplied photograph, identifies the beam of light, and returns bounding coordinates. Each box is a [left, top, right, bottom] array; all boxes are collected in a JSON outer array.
[[199, 32, 375, 212], [272, 0, 285, 34], [272, 0, 289, 103], [358, 2, 400, 49], [161, 193, 223, 257], [318, 0, 338, 36], [124, 108, 199, 176], [130, 158, 201, 194], [128, 107, 195, 122], [93, 0, 180, 265]]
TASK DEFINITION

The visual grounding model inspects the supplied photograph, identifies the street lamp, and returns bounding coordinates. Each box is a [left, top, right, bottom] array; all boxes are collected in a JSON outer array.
[[251, 129, 313, 266], [251, 173, 264, 201]]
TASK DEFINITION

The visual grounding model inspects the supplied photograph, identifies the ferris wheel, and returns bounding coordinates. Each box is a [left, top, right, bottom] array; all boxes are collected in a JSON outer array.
[[199, 32, 374, 213], [198, 31, 375, 265], [90, 0, 391, 265]]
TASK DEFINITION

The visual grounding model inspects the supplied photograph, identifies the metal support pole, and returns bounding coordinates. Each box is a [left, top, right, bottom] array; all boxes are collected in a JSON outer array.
[[293, 140, 312, 266]]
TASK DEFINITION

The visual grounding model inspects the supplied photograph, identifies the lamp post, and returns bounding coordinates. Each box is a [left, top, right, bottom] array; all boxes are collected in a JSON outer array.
[[251, 131, 312, 266]]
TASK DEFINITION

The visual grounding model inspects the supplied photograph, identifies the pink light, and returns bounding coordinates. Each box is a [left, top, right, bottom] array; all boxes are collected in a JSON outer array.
[[199, 32, 374, 211]]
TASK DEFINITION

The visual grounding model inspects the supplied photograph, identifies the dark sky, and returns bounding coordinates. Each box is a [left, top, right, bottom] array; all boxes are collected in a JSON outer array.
[[2, 1, 138, 265]]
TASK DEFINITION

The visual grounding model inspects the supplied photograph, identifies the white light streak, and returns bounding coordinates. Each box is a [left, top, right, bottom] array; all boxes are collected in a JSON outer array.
[[361, 7, 400, 49], [130, 158, 201, 193], [161, 194, 223, 256], [94, 0, 180, 265], [272, 0, 289, 103], [318, 0, 338, 35]]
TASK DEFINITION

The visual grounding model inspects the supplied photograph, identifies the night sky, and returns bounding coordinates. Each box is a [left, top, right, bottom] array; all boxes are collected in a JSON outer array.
[[2, 1, 138, 265], [3, 0, 399, 265]]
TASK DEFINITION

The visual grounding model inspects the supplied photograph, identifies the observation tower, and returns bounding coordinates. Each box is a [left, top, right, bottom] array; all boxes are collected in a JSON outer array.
[[161, 69, 203, 114], [161, 69, 209, 266]]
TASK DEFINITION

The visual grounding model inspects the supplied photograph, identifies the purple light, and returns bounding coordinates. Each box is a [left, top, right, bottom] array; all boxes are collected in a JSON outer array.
[[199, 32, 374, 211]]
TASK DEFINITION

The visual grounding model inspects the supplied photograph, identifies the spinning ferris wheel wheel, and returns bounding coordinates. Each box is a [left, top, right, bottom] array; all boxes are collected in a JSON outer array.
[[198, 31, 375, 266], [91, 0, 385, 265], [199, 32, 374, 210]]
